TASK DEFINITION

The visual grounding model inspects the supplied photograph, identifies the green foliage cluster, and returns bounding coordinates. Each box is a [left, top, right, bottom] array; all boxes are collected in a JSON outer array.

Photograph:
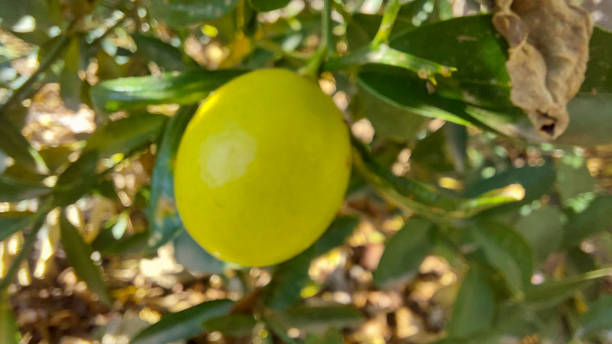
[[1, 0, 612, 343]]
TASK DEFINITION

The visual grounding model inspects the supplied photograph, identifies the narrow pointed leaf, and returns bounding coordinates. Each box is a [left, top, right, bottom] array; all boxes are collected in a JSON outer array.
[[60, 213, 111, 305], [131, 299, 234, 344], [91, 71, 244, 112]]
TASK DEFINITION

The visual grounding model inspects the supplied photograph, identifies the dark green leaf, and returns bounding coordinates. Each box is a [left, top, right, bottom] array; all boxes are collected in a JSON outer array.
[[304, 328, 344, 344], [90, 70, 244, 112], [0, 117, 44, 173], [469, 222, 533, 295], [264, 248, 313, 310], [0, 291, 20, 344], [149, 0, 240, 28], [563, 196, 612, 247], [202, 314, 257, 337], [59, 37, 82, 111], [60, 213, 111, 306], [525, 268, 612, 309], [0, 175, 50, 202], [133, 34, 195, 71], [515, 206, 564, 262], [312, 216, 359, 256], [264, 217, 358, 309], [174, 231, 227, 274], [266, 305, 363, 335], [465, 164, 555, 203], [147, 106, 195, 250], [373, 219, 434, 287], [249, 0, 290, 12], [53, 151, 99, 206], [0, 212, 34, 241], [84, 113, 168, 159], [558, 27, 612, 146], [131, 299, 234, 344], [577, 295, 612, 338], [351, 85, 425, 141], [555, 156, 595, 207], [447, 268, 495, 338]]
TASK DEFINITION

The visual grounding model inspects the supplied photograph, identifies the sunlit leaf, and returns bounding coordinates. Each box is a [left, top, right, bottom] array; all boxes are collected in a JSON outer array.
[[149, 0, 240, 28], [90, 70, 244, 112]]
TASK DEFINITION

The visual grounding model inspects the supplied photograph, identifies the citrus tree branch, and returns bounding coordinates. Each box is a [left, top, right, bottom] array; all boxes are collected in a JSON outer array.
[[371, 0, 402, 49]]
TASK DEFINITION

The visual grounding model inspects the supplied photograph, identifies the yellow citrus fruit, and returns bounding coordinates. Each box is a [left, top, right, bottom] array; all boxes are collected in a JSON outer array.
[[174, 69, 351, 267]]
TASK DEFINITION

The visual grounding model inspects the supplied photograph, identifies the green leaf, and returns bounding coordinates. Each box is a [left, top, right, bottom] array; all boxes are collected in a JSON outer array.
[[515, 206, 564, 262], [311, 216, 359, 256], [373, 218, 434, 287], [351, 84, 425, 141], [265, 216, 358, 309], [146, 106, 195, 250], [555, 156, 595, 208], [84, 113, 168, 159], [390, 15, 511, 108], [149, 0, 240, 28], [265, 305, 363, 335], [0, 291, 20, 344], [558, 27, 612, 146], [249, 0, 290, 12], [59, 37, 82, 111], [304, 328, 344, 344], [131, 299, 234, 344], [53, 151, 99, 206], [353, 140, 522, 219], [0, 175, 50, 202], [90, 70, 244, 112], [469, 222, 533, 296], [326, 44, 456, 83], [133, 34, 195, 71], [525, 268, 612, 309], [60, 213, 111, 306], [0, 117, 44, 173], [174, 231, 227, 274], [577, 295, 612, 338], [447, 268, 495, 338], [0, 212, 34, 241], [465, 164, 555, 203], [563, 196, 612, 248], [202, 314, 257, 337]]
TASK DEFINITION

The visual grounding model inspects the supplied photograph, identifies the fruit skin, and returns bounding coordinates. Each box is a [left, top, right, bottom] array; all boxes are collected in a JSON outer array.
[[174, 69, 351, 267]]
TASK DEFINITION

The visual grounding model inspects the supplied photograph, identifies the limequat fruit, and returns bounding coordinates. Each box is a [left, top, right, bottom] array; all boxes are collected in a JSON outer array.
[[174, 69, 351, 267]]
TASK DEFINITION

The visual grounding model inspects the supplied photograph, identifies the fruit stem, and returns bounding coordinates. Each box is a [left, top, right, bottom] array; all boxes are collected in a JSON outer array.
[[298, 0, 334, 78]]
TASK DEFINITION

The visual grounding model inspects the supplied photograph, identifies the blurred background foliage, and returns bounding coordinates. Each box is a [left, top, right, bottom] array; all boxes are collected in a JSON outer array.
[[1, 0, 612, 343]]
